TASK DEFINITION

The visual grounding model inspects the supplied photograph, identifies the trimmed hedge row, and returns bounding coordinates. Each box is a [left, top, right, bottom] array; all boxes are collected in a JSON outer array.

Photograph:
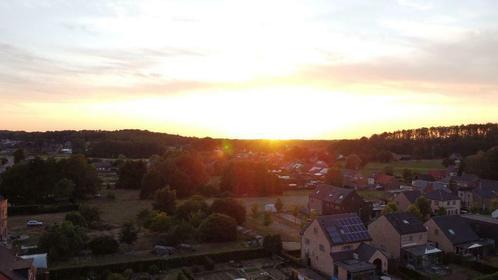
[[49, 248, 270, 280], [442, 253, 498, 274], [8, 203, 79, 216], [474, 272, 498, 280]]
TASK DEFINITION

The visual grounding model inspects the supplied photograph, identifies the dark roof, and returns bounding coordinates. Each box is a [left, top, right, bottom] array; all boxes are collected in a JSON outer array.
[[316, 213, 371, 245], [330, 242, 382, 262], [431, 215, 479, 245], [475, 180, 498, 199], [425, 190, 459, 201], [310, 184, 354, 204], [0, 245, 33, 280], [402, 190, 422, 203], [384, 212, 427, 235]]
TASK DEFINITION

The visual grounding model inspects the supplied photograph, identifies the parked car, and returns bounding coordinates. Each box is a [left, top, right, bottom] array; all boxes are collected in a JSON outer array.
[[26, 220, 43, 227]]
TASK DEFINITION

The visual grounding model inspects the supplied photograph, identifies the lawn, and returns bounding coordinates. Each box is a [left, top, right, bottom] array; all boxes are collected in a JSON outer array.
[[236, 190, 311, 212], [360, 159, 445, 176]]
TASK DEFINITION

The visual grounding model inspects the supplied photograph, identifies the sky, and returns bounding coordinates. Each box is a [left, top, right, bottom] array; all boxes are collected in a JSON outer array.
[[1, 0, 498, 139]]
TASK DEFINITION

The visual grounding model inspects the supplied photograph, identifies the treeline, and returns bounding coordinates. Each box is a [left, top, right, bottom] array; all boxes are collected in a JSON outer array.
[[329, 123, 498, 161], [0, 155, 100, 204]]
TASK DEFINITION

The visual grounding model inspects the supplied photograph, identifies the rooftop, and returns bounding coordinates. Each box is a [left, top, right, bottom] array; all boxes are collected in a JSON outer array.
[[310, 184, 354, 204], [425, 189, 459, 201], [316, 213, 371, 245], [430, 215, 479, 245], [336, 259, 376, 273], [384, 212, 427, 235], [0, 245, 33, 280]]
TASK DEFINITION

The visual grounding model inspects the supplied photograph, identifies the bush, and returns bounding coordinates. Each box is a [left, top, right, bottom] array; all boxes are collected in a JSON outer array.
[[106, 273, 126, 280], [204, 256, 215, 271], [148, 264, 160, 275], [119, 222, 138, 245], [88, 236, 119, 255], [8, 203, 79, 216], [263, 235, 282, 254], [153, 187, 177, 214], [210, 198, 246, 225], [65, 211, 88, 227], [79, 205, 101, 227], [148, 212, 173, 232], [198, 213, 237, 242], [38, 221, 87, 261], [474, 272, 498, 280]]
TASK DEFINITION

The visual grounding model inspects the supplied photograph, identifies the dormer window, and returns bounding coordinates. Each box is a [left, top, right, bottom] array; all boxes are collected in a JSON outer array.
[[402, 219, 409, 224]]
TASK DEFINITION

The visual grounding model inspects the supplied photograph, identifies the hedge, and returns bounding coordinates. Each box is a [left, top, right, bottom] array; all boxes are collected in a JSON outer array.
[[442, 253, 498, 274], [473, 272, 498, 280], [8, 203, 79, 216], [49, 248, 270, 280]]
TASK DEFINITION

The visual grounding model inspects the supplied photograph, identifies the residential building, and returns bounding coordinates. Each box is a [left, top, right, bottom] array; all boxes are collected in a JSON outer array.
[[0, 246, 36, 280], [393, 190, 421, 212], [308, 184, 371, 222], [0, 195, 7, 242], [472, 179, 498, 211], [461, 214, 498, 246], [301, 213, 388, 279], [368, 213, 441, 270], [425, 215, 494, 259], [425, 190, 461, 215], [458, 187, 474, 209]]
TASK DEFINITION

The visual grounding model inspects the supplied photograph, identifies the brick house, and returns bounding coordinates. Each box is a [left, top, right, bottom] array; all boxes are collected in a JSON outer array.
[[0, 245, 36, 280], [425, 190, 461, 215], [393, 190, 421, 212], [0, 195, 7, 242], [301, 213, 388, 279], [308, 184, 371, 222], [472, 179, 498, 211], [368, 213, 441, 270], [425, 215, 494, 259]]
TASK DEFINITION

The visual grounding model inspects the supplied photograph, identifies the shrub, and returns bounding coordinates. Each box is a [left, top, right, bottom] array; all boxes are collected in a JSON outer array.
[[148, 264, 160, 275], [263, 235, 282, 254], [79, 205, 101, 226], [153, 187, 177, 214], [119, 222, 139, 245], [88, 236, 119, 255], [106, 273, 126, 280], [198, 213, 237, 242], [65, 211, 88, 227], [210, 198, 246, 225], [38, 221, 87, 261]]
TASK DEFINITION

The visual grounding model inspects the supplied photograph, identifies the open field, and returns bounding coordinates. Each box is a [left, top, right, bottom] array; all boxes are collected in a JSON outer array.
[[360, 159, 445, 176], [236, 190, 311, 212]]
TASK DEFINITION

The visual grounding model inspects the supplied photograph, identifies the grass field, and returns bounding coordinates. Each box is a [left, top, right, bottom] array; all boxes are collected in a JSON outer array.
[[360, 159, 444, 176]]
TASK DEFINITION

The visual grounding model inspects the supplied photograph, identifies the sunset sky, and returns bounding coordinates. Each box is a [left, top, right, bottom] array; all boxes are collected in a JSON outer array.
[[1, 0, 498, 139]]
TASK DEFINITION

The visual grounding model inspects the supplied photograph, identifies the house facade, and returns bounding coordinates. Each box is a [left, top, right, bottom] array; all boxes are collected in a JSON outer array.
[[301, 213, 388, 279], [368, 213, 441, 271], [425, 190, 461, 215], [393, 190, 421, 212]]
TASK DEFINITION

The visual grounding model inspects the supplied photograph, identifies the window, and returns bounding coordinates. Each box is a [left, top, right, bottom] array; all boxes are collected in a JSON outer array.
[[305, 238, 310, 245], [319, 244, 325, 252]]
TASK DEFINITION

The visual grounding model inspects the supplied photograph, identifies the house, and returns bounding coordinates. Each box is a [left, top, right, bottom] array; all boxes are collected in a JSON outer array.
[[425, 190, 461, 215], [301, 213, 388, 279], [371, 174, 400, 190], [0, 246, 36, 280], [368, 212, 441, 270], [425, 215, 494, 259], [458, 187, 475, 209], [393, 190, 421, 212], [308, 184, 371, 222], [0, 195, 7, 242], [461, 214, 498, 247], [472, 179, 498, 211]]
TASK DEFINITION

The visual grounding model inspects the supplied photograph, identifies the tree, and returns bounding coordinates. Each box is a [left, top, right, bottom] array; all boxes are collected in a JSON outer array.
[[198, 213, 237, 242], [175, 195, 209, 220], [79, 205, 101, 227], [436, 207, 447, 216], [263, 235, 282, 254], [408, 204, 423, 221], [275, 198, 283, 213], [345, 154, 362, 170], [148, 212, 173, 232], [88, 235, 119, 255], [153, 187, 177, 214], [402, 169, 414, 183], [210, 198, 246, 225], [251, 204, 259, 219], [140, 170, 163, 199], [383, 166, 394, 176], [61, 154, 100, 198], [116, 160, 147, 189], [65, 211, 88, 227], [119, 222, 139, 245], [414, 197, 432, 220], [326, 167, 344, 187], [38, 222, 87, 261], [383, 202, 398, 214], [263, 211, 272, 226], [53, 178, 75, 200], [13, 148, 25, 164]]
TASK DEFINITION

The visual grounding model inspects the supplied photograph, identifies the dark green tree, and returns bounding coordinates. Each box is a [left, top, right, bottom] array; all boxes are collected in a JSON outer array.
[[119, 222, 139, 245], [88, 235, 119, 255], [198, 213, 237, 242], [13, 148, 25, 164], [116, 160, 147, 189], [153, 186, 177, 214], [38, 221, 87, 261], [210, 198, 246, 225]]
